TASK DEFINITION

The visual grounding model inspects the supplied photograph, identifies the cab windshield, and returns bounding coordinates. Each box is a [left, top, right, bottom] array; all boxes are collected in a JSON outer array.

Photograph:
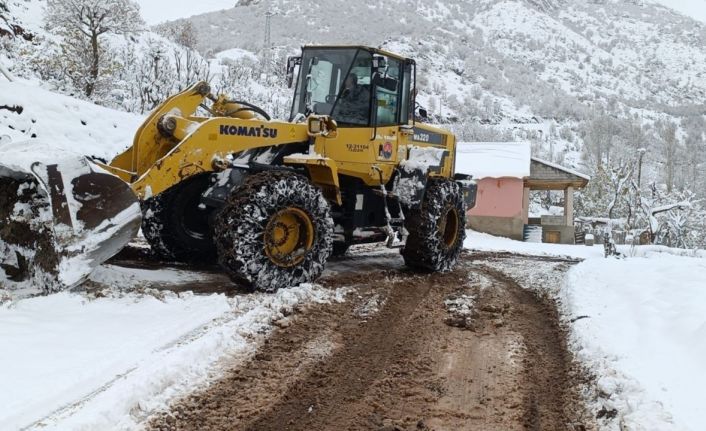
[[290, 48, 373, 126]]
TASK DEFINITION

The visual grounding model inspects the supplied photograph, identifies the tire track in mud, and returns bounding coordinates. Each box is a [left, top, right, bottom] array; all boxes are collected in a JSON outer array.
[[147, 256, 590, 431], [474, 264, 579, 430]]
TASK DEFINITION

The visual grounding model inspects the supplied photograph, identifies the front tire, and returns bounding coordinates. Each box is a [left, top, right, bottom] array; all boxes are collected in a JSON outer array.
[[402, 178, 466, 272], [214, 171, 333, 292], [141, 174, 216, 262]]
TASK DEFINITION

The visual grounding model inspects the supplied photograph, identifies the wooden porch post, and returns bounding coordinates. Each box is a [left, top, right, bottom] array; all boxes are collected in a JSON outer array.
[[564, 186, 574, 226]]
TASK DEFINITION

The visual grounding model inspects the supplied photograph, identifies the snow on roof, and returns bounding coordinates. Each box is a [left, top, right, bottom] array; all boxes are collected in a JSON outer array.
[[455, 141, 531, 179], [531, 157, 591, 181]]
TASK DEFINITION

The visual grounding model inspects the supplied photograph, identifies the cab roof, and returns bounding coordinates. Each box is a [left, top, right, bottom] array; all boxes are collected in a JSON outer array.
[[301, 45, 412, 63]]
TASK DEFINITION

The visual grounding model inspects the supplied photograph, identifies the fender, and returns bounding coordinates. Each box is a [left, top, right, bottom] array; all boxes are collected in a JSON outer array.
[[454, 173, 478, 209], [283, 154, 342, 205]]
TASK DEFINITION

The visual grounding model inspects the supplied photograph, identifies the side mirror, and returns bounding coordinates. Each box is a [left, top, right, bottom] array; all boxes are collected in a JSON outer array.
[[418, 108, 428, 119], [374, 75, 398, 92], [286, 56, 301, 89]]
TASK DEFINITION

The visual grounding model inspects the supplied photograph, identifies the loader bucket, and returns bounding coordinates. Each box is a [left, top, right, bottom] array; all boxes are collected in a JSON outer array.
[[0, 141, 141, 292]]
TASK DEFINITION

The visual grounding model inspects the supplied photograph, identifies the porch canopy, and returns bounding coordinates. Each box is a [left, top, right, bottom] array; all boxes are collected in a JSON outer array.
[[524, 157, 590, 227]]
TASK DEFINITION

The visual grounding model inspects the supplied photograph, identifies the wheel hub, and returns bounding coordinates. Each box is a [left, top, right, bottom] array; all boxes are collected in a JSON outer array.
[[439, 206, 460, 249], [264, 207, 315, 268]]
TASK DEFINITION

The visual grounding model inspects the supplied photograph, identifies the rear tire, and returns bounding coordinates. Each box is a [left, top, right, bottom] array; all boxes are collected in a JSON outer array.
[[214, 171, 333, 292], [402, 178, 466, 272], [141, 174, 216, 262]]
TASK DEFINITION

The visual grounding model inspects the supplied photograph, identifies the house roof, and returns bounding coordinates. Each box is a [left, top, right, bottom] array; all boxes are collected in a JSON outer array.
[[531, 157, 591, 181], [527, 158, 590, 190], [455, 141, 531, 179]]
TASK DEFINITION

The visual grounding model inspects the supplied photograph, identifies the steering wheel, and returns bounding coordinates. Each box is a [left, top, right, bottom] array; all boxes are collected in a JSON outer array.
[[224, 100, 271, 121]]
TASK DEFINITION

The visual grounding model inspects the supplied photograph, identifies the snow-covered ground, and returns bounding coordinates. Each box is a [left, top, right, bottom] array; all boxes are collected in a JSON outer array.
[[465, 230, 605, 259], [0, 81, 140, 158], [567, 255, 706, 430], [466, 230, 706, 430], [0, 269, 346, 430]]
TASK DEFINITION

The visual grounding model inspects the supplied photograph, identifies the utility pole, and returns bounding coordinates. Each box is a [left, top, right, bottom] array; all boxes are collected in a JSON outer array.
[[263, 8, 275, 75]]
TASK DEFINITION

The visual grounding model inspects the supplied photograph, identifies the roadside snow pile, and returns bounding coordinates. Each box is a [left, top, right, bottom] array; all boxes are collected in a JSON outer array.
[[0, 283, 346, 430], [464, 230, 604, 260], [0, 81, 141, 159], [565, 255, 706, 431]]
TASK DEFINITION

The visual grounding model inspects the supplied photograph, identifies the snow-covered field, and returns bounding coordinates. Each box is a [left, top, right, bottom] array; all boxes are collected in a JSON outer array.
[[466, 231, 706, 431], [567, 255, 706, 430], [0, 268, 345, 430]]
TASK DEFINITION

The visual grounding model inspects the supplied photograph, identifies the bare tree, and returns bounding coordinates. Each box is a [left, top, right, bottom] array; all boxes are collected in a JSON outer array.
[[657, 120, 679, 193], [45, 0, 143, 97], [682, 116, 706, 192]]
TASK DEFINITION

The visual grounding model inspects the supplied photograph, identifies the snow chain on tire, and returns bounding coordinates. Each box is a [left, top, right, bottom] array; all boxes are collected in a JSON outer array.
[[214, 171, 334, 292], [141, 174, 216, 262], [402, 177, 466, 272]]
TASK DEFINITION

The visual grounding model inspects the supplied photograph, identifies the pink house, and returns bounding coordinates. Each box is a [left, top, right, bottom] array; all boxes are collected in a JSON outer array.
[[456, 142, 590, 243], [456, 143, 531, 240]]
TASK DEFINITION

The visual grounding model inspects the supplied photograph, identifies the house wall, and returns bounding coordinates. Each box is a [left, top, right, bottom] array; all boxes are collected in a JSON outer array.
[[467, 178, 525, 240]]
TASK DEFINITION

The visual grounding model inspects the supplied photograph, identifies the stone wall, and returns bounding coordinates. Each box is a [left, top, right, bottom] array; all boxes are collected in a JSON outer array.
[[540, 224, 575, 244], [468, 215, 525, 241]]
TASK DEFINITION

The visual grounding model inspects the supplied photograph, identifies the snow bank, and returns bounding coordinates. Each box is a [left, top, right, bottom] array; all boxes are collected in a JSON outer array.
[[464, 230, 604, 259], [0, 81, 142, 160], [455, 142, 531, 179], [565, 255, 706, 430], [0, 283, 345, 430]]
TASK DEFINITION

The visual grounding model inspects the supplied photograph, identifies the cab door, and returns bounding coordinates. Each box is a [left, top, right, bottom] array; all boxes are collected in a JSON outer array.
[[369, 55, 412, 181], [319, 52, 410, 184]]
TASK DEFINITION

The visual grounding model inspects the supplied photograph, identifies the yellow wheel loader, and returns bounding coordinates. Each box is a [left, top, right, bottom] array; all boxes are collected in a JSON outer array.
[[0, 46, 477, 293]]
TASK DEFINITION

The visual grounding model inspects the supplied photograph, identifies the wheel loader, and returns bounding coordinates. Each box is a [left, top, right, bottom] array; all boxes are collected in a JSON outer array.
[[0, 46, 477, 293]]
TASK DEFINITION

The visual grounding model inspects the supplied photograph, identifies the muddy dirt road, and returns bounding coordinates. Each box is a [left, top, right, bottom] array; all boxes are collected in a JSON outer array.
[[145, 250, 591, 431]]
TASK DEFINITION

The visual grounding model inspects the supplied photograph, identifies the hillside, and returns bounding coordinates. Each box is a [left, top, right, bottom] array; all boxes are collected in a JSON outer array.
[[173, 0, 706, 246], [184, 0, 706, 114]]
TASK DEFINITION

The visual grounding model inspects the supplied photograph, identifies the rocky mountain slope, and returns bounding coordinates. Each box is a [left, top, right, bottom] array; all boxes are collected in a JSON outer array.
[[182, 0, 706, 117]]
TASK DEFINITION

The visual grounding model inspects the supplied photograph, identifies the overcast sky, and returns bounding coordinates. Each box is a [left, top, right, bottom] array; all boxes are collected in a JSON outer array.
[[652, 0, 706, 23]]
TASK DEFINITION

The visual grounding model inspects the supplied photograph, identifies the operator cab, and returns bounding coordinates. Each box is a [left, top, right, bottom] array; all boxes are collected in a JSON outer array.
[[288, 46, 415, 127]]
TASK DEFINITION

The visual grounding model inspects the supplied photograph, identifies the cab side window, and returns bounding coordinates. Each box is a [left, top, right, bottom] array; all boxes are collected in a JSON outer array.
[[332, 51, 373, 126], [373, 57, 401, 127]]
